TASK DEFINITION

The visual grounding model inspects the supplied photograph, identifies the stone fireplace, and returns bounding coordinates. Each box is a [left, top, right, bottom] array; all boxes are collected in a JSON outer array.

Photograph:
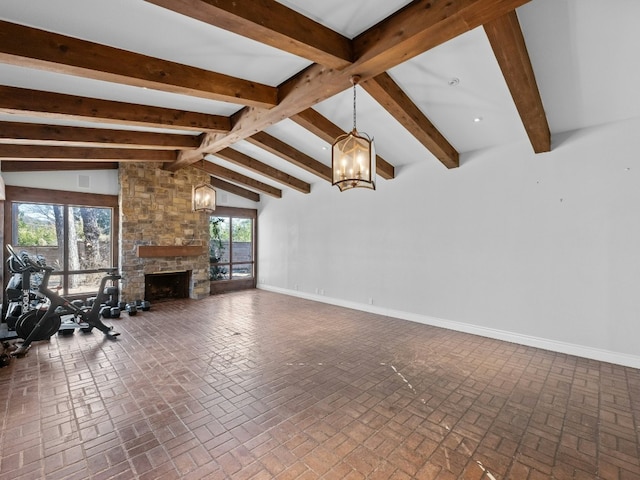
[[118, 162, 211, 303]]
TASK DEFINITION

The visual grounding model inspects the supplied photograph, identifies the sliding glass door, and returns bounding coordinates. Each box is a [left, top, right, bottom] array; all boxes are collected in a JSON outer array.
[[209, 206, 256, 294]]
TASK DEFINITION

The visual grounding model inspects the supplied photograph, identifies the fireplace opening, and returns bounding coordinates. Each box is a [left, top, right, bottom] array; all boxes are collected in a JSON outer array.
[[145, 271, 191, 302]]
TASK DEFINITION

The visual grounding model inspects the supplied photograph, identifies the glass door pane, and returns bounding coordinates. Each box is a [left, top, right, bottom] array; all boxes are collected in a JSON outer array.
[[231, 218, 253, 264], [231, 263, 253, 279], [210, 216, 230, 280]]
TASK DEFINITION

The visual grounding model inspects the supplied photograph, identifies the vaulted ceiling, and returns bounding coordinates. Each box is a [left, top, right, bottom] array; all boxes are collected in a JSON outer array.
[[0, 0, 638, 201]]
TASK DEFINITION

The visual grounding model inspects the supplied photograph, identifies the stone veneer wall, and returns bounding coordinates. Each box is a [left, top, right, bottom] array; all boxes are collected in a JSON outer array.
[[118, 162, 211, 302]]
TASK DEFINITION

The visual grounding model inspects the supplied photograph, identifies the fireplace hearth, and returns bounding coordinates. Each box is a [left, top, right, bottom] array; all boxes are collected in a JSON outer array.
[[145, 271, 191, 302]]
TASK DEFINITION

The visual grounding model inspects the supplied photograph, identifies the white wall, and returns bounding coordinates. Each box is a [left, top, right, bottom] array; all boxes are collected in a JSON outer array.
[[258, 117, 640, 367], [214, 189, 259, 210], [1, 169, 120, 195]]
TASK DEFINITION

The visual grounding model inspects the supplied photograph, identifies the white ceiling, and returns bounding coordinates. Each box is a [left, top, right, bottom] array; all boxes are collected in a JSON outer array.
[[1, 0, 639, 192]]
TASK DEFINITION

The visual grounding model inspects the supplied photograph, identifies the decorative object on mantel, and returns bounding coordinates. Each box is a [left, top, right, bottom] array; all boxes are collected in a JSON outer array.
[[332, 75, 376, 191], [193, 159, 217, 212], [136, 245, 205, 258]]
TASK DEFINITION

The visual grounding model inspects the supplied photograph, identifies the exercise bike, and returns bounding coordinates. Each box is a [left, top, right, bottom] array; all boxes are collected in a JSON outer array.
[[5, 244, 121, 356]]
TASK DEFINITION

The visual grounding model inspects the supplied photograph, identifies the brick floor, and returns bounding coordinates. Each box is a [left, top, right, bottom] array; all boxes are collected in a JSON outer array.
[[1, 290, 639, 479]]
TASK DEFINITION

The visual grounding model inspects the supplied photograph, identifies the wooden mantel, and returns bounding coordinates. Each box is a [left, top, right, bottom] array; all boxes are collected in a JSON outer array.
[[136, 245, 205, 258]]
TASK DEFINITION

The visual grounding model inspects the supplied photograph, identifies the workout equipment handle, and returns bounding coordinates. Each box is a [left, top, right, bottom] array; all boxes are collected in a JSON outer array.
[[6, 244, 28, 272], [5, 244, 52, 273]]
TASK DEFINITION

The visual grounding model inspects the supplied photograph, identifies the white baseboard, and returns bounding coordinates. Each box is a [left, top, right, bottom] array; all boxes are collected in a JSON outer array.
[[258, 285, 640, 369]]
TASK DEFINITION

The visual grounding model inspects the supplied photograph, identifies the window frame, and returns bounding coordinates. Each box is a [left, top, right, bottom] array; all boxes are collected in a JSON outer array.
[[209, 206, 257, 294], [3, 185, 119, 298]]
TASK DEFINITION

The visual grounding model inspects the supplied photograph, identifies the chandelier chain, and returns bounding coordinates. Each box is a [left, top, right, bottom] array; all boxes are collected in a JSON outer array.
[[352, 82, 357, 132]]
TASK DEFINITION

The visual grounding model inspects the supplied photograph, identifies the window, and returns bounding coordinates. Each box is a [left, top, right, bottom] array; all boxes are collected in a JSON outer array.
[[4, 186, 118, 297], [209, 206, 256, 293], [12, 202, 114, 294]]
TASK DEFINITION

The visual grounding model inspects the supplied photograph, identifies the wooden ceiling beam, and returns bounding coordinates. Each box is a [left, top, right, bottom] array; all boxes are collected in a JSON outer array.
[[353, 0, 532, 78], [0, 20, 277, 109], [0, 85, 230, 132], [144, 0, 352, 69], [290, 108, 395, 180], [166, 0, 532, 170], [361, 73, 459, 169], [484, 10, 550, 153], [245, 131, 331, 182], [0, 121, 200, 149], [199, 161, 282, 198], [0, 145, 176, 162], [209, 177, 260, 203], [0, 160, 119, 172], [214, 148, 311, 194]]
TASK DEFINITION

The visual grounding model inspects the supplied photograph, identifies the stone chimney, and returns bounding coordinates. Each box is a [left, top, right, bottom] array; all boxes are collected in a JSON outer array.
[[118, 162, 211, 303]]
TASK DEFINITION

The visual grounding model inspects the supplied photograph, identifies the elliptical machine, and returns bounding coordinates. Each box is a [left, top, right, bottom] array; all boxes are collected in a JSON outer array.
[[5, 244, 121, 356]]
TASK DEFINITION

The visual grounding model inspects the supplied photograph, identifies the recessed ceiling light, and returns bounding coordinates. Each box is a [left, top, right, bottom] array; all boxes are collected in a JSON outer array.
[[473, 116, 483, 123], [448, 77, 460, 87]]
